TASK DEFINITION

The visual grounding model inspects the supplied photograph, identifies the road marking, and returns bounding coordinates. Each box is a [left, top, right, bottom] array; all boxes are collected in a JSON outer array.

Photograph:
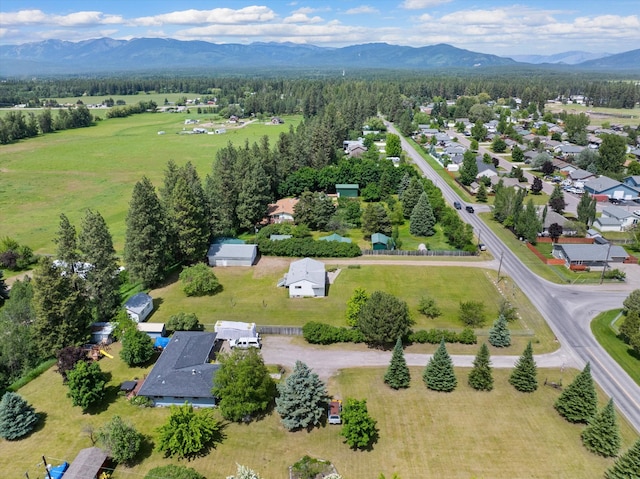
[[588, 348, 640, 418]]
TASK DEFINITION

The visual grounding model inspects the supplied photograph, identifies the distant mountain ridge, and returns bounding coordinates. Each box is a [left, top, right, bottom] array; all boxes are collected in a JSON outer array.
[[509, 51, 610, 65], [0, 38, 638, 76]]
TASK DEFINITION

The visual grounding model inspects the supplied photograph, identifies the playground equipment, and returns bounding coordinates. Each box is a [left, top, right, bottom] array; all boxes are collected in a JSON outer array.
[[100, 349, 113, 359]]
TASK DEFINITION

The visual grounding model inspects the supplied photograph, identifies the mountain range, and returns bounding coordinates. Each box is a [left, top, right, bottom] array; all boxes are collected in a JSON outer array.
[[1, 38, 639, 76]]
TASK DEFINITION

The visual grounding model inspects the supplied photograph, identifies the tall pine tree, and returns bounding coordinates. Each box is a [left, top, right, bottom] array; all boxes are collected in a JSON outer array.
[[54, 213, 79, 273], [206, 144, 239, 237], [604, 438, 640, 479], [236, 159, 272, 231], [581, 399, 621, 457], [275, 361, 328, 431], [169, 176, 210, 264], [488, 314, 511, 347], [401, 178, 424, 218], [124, 177, 170, 287], [554, 363, 597, 423], [468, 343, 493, 391], [509, 342, 537, 392], [384, 337, 411, 389], [409, 192, 436, 237], [78, 209, 121, 322], [422, 339, 457, 392]]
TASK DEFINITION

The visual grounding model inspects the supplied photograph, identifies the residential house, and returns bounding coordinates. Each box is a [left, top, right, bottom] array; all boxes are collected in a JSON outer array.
[[136, 331, 220, 407], [584, 177, 640, 200], [490, 176, 528, 192], [347, 144, 367, 158], [271, 117, 284, 124], [336, 184, 359, 198], [541, 210, 572, 235], [623, 176, 640, 189], [280, 257, 327, 298], [476, 158, 498, 179], [371, 232, 394, 250], [207, 243, 257, 267], [593, 216, 625, 232], [124, 293, 153, 323], [552, 243, 629, 270], [600, 206, 639, 230], [555, 143, 584, 158], [267, 197, 299, 223], [568, 169, 596, 182], [63, 447, 109, 479]]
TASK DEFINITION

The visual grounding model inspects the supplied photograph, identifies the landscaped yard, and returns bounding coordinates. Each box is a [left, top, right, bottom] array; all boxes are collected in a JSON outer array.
[[591, 310, 640, 386], [3, 354, 637, 479]]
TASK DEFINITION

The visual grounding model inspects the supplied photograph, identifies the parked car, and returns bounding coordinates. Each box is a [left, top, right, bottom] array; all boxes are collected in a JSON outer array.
[[478, 243, 487, 251], [454, 201, 462, 210], [466, 206, 475, 213], [328, 399, 342, 424], [609, 197, 621, 204], [229, 336, 261, 349], [633, 209, 640, 217]]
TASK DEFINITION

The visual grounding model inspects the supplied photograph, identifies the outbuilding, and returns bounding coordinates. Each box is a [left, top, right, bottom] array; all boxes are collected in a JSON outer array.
[[63, 447, 109, 479], [124, 292, 153, 323], [137, 322, 166, 339], [336, 184, 359, 198], [214, 320, 258, 341], [207, 243, 258, 267], [371, 232, 393, 250]]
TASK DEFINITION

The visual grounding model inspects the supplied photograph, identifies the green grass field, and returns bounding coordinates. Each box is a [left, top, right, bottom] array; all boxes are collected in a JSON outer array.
[[0, 112, 301, 254], [545, 103, 640, 127], [147, 262, 557, 353], [591, 310, 640, 386], [2, 350, 637, 479]]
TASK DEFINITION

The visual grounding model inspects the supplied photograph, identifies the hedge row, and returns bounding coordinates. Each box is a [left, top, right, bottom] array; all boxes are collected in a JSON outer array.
[[257, 238, 361, 258], [302, 322, 477, 345]]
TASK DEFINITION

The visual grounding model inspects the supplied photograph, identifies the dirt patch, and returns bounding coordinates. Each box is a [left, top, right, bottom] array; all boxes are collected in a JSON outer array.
[[253, 256, 291, 278]]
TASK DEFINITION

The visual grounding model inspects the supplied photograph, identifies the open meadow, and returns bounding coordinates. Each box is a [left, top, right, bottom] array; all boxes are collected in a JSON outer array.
[[544, 102, 640, 127], [149, 261, 558, 354], [0, 110, 301, 253], [1, 348, 637, 479]]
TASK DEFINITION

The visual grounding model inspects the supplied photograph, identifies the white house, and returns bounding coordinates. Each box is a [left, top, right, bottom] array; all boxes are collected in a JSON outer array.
[[124, 292, 154, 323], [280, 258, 326, 298], [599, 206, 639, 231]]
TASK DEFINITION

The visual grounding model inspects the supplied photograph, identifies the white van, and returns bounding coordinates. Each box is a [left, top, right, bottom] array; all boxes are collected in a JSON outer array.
[[229, 336, 261, 350]]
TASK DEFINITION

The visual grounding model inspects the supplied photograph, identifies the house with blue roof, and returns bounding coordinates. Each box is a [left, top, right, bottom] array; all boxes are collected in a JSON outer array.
[[583, 176, 640, 200]]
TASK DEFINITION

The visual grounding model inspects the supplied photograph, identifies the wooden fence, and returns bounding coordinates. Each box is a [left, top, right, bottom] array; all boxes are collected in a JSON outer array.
[[258, 325, 303, 336], [362, 249, 476, 257]]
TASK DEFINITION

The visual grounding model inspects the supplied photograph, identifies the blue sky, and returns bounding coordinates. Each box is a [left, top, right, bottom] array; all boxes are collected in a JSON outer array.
[[1, 1, 639, 55]]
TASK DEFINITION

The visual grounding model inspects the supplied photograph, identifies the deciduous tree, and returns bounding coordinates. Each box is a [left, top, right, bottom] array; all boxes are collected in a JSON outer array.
[[212, 348, 276, 422], [581, 399, 621, 457], [275, 361, 328, 430], [458, 301, 486, 327], [597, 134, 627, 175], [179, 263, 221, 297], [623, 289, 640, 314], [166, 312, 204, 332], [0, 392, 39, 440], [356, 291, 412, 347], [554, 363, 597, 424], [66, 360, 106, 412], [384, 337, 410, 389], [340, 398, 378, 449], [460, 150, 478, 186], [417, 296, 441, 319], [576, 191, 597, 226], [97, 415, 143, 464], [468, 343, 493, 391], [549, 185, 566, 214], [531, 177, 543, 194], [422, 339, 457, 392], [156, 403, 223, 459], [120, 327, 154, 367], [346, 287, 369, 327], [385, 133, 402, 157], [56, 346, 87, 382], [509, 342, 537, 392]]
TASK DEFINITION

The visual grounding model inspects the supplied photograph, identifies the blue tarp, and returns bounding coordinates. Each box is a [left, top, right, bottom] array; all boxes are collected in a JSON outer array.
[[49, 462, 69, 479], [154, 336, 170, 349]]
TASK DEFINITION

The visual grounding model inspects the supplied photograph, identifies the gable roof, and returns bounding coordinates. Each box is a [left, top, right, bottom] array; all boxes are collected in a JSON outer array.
[[284, 257, 326, 287], [371, 232, 391, 245], [602, 206, 635, 220], [543, 210, 568, 229], [584, 176, 624, 193], [137, 331, 219, 399], [555, 244, 628, 262], [63, 447, 108, 479], [267, 197, 299, 217], [624, 175, 640, 187], [569, 169, 595, 180], [207, 243, 257, 260], [318, 233, 352, 243], [124, 293, 152, 315]]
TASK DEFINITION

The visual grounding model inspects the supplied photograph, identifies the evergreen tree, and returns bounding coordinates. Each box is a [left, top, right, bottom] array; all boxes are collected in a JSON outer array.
[[476, 183, 488, 202], [422, 339, 457, 392], [32, 258, 89, 355], [576, 191, 597, 226], [78, 209, 121, 322], [468, 343, 493, 391], [275, 361, 329, 431], [346, 287, 369, 327], [554, 363, 597, 423], [66, 360, 106, 412], [361, 203, 392, 239], [168, 176, 210, 264], [460, 150, 478, 186], [124, 177, 170, 287], [509, 342, 537, 392], [488, 314, 511, 347], [604, 438, 640, 479], [401, 178, 424, 218], [0, 392, 39, 440], [384, 337, 411, 389], [236, 160, 272, 231], [549, 185, 566, 214], [397, 173, 411, 198], [54, 213, 79, 273], [581, 399, 621, 457], [206, 144, 239, 236], [409, 192, 436, 237]]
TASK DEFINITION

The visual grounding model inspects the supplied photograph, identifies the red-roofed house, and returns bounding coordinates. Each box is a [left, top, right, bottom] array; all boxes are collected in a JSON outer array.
[[267, 198, 299, 224]]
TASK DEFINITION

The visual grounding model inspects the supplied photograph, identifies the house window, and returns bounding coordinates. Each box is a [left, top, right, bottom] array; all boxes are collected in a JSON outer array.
[[294, 285, 302, 289]]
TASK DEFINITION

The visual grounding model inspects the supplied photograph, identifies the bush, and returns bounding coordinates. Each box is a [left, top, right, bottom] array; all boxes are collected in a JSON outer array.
[[256, 237, 361, 258], [179, 263, 222, 296], [302, 322, 365, 345], [408, 328, 477, 345], [166, 312, 204, 332]]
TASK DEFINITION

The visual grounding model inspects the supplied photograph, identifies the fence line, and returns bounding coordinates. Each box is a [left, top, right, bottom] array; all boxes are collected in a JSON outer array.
[[258, 325, 303, 336], [362, 249, 476, 257]]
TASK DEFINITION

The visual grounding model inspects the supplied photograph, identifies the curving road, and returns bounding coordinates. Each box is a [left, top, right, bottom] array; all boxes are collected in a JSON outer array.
[[388, 123, 640, 433]]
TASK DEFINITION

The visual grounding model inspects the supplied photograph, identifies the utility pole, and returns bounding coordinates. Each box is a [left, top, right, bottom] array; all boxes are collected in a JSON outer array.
[[599, 241, 613, 285], [497, 250, 504, 282]]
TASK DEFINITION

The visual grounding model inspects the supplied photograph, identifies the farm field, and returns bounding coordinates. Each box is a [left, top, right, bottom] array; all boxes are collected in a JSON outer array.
[[2, 350, 637, 479], [0, 111, 302, 253], [544, 102, 640, 127], [148, 261, 558, 353]]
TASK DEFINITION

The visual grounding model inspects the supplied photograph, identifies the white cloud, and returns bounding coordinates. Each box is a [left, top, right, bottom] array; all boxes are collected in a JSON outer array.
[[133, 6, 276, 27], [0, 9, 124, 27], [345, 6, 380, 15], [283, 13, 324, 24], [401, 0, 451, 10]]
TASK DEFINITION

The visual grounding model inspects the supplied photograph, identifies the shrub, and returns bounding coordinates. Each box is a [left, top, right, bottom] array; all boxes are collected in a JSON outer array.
[[179, 263, 221, 296], [256, 237, 361, 258], [302, 322, 365, 345], [166, 312, 204, 332], [408, 328, 477, 345]]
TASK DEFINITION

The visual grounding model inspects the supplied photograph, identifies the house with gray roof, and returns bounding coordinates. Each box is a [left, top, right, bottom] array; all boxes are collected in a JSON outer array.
[[207, 243, 257, 267], [281, 257, 326, 297], [568, 169, 596, 182], [600, 206, 639, 230], [552, 243, 629, 270], [623, 175, 640, 189], [584, 176, 640, 200], [124, 292, 153, 323], [476, 158, 498, 178], [136, 331, 220, 407]]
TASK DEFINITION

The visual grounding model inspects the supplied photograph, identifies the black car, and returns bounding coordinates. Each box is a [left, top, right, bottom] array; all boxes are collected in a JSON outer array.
[[454, 201, 462, 210], [466, 206, 475, 213]]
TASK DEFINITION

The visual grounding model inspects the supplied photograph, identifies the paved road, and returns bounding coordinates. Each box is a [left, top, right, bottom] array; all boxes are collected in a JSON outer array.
[[387, 123, 640, 433]]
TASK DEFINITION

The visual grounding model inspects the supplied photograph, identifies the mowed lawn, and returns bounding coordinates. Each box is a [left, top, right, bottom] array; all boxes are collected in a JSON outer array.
[[2, 354, 637, 479], [0, 112, 301, 253], [148, 262, 557, 353]]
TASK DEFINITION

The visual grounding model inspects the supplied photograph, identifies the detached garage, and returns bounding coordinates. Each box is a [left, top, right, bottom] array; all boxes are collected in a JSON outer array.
[[207, 243, 258, 267]]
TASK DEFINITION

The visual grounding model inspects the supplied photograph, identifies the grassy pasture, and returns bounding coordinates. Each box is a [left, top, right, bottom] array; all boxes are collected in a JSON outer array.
[[148, 262, 557, 353], [0, 112, 301, 253], [2, 352, 637, 479], [544, 102, 640, 127], [591, 310, 640, 386]]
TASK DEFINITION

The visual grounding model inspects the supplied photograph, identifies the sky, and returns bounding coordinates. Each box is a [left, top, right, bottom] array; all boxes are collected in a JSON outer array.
[[1, 1, 639, 56]]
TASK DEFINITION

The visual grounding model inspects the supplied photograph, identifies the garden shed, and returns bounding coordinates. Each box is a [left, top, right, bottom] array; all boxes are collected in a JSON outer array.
[[318, 233, 352, 243], [137, 322, 166, 339], [371, 232, 393, 250], [63, 447, 109, 479], [124, 292, 153, 323], [336, 184, 359, 198], [207, 243, 257, 267], [89, 322, 115, 344]]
